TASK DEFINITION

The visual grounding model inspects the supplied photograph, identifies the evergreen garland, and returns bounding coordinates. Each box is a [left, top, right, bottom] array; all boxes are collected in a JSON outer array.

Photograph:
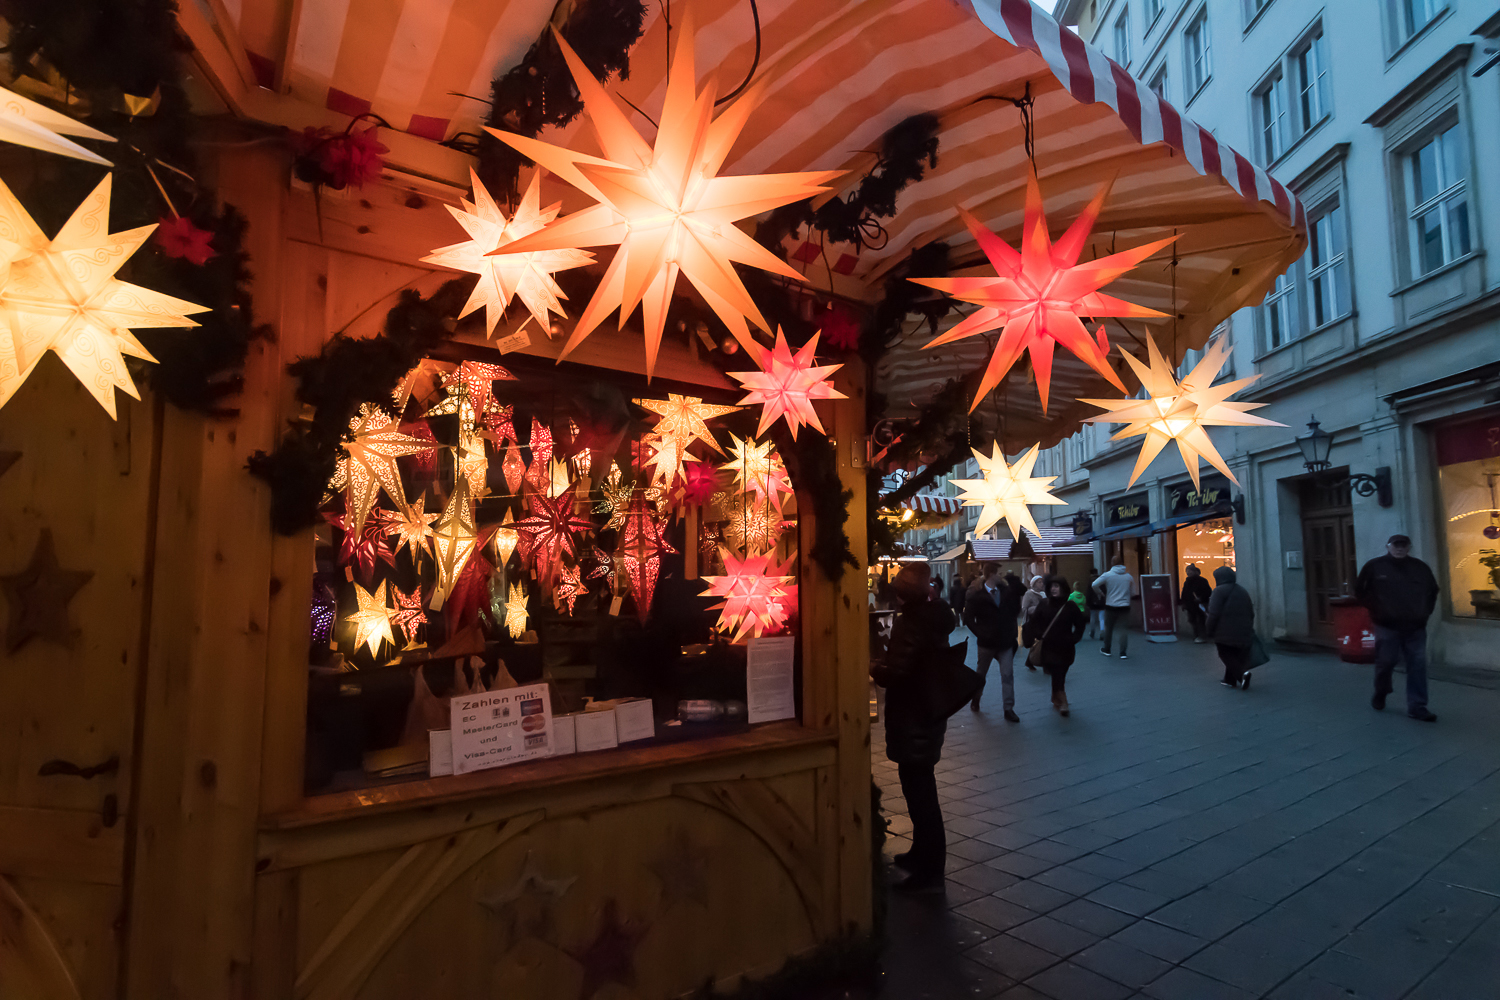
[[775, 426, 856, 581]]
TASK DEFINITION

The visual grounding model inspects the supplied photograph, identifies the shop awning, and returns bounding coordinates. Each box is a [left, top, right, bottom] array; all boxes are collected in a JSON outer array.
[[933, 543, 969, 562], [894, 493, 963, 515], [971, 527, 1091, 559], [1148, 501, 1237, 535]]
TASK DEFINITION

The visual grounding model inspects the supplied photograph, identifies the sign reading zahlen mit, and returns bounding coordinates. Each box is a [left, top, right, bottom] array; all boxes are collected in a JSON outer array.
[[450, 683, 554, 775]]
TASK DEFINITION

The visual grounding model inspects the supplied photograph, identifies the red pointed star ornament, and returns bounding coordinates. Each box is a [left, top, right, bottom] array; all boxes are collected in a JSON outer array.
[[325, 512, 397, 582], [616, 495, 676, 623], [911, 174, 1177, 412], [728, 329, 847, 439], [698, 546, 795, 643], [514, 489, 593, 593], [154, 215, 217, 265]]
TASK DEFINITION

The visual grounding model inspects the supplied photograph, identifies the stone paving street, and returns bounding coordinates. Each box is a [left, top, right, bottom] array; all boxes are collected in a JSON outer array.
[[873, 630, 1500, 1000]]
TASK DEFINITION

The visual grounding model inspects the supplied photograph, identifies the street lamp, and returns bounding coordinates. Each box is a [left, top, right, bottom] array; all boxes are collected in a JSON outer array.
[[1294, 416, 1393, 506]]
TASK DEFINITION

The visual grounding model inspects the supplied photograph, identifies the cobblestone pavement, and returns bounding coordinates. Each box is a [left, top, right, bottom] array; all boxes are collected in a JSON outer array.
[[872, 629, 1500, 1000]]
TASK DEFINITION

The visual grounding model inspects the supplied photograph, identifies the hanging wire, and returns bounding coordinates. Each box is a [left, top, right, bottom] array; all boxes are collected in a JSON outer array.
[[968, 82, 1037, 176], [716, 0, 762, 106]]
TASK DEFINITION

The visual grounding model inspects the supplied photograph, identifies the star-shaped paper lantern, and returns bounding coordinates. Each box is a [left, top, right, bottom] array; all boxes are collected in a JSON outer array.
[[514, 490, 593, 592], [425, 361, 515, 436], [501, 440, 526, 495], [555, 562, 583, 615], [0, 85, 113, 164], [952, 442, 1066, 539], [486, 13, 843, 377], [912, 174, 1177, 413], [587, 544, 617, 590], [329, 405, 438, 535], [728, 330, 847, 438], [639, 433, 704, 489], [423, 169, 593, 334], [503, 582, 529, 639], [0, 528, 93, 652], [726, 500, 785, 552], [391, 585, 427, 645], [723, 435, 791, 510], [325, 512, 397, 582], [594, 472, 635, 531], [1081, 335, 1284, 488], [699, 546, 795, 643], [0, 174, 209, 417], [429, 479, 479, 609], [377, 495, 438, 560], [347, 580, 395, 657], [484, 402, 518, 444], [617, 495, 675, 622], [524, 418, 554, 496], [635, 394, 739, 459], [491, 508, 520, 567]]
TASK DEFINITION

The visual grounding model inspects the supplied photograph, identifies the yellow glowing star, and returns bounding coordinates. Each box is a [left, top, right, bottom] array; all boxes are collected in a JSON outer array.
[[547, 457, 574, 498], [503, 581, 529, 639], [912, 174, 1177, 413], [0, 86, 114, 164], [423, 169, 593, 335], [723, 435, 791, 510], [492, 508, 520, 566], [428, 479, 479, 610], [0, 174, 208, 417], [728, 329, 847, 439], [640, 433, 706, 488], [328, 404, 439, 536], [486, 11, 843, 377], [595, 473, 635, 531], [347, 580, 396, 657], [1081, 336, 1284, 488], [378, 493, 438, 559], [726, 500, 783, 552], [635, 393, 740, 453], [952, 442, 1066, 540]]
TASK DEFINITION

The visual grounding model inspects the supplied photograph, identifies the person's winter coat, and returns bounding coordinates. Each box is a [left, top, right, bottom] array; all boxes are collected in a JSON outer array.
[[1025, 587, 1088, 668], [872, 597, 956, 765], [948, 578, 967, 618], [1092, 565, 1135, 608], [1180, 572, 1212, 610], [1205, 566, 1255, 648], [1355, 554, 1440, 631], [963, 579, 1020, 650], [1020, 581, 1045, 622]]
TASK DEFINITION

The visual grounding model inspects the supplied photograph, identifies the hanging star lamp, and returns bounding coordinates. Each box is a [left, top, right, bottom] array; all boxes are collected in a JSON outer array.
[[423, 169, 593, 334], [726, 500, 783, 552], [616, 495, 675, 622], [484, 403, 518, 444], [555, 562, 583, 614], [429, 479, 479, 609], [514, 489, 593, 592], [1081, 336, 1284, 488], [347, 581, 396, 657], [523, 418, 554, 495], [503, 582, 529, 639], [698, 547, 795, 643], [391, 585, 427, 646], [681, 462, 718, 506], [485, 12, 844, 377], [0, 86, 114, 164], [635, 393, 740, 475], [502, 440, 526, 495], [595, 469, 635, 531], [377, 494, 438, 560], [911, 174, 1178, 413], [326, 512, 397, 582], [587, 544, 617, 591], [0, 174, 208, 417], [491, 509, 520, 567], [724, 435, 792, 510], [952, 442, 1066, 540], [329, 405, 439, 536], [728, 330, 847, 439]]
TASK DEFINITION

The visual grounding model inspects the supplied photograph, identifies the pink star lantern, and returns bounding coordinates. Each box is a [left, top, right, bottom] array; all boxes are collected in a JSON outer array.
[[910, 173, 1177, 413], [682, 462, 718, 506], [324, 512, 396, 583], [524, 418, 554, 495], [391, 585, 427, 645], [698, 546, 795, 642], [617, 495, 676, 623], [728, 329, 847, 439], [555, 562, 583, 615], [514, 489, 593, 592]]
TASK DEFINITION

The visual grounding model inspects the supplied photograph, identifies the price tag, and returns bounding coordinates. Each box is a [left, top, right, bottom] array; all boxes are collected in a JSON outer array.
[[494, 325, 532, 355]]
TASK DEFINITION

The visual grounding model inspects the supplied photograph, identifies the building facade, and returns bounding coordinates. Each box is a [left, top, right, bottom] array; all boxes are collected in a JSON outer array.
[[1044, 0, 1500, 675]]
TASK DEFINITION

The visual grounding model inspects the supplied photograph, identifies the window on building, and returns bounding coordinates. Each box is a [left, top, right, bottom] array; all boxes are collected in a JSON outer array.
[[1434, 410, 1500, 620], [1254, 73, 1287, 163], [1145, 0, 1163, 27], [1114, 9, 1131, 66], [1151, 64, 1170, 101], [1398, 0, 1444, 41], [1260, 270, 1296, 350], [1245, 0, 1271, 20], [1408, 123, 1471, 276], [1294, 31, 1330, 131], [1185, 13, 1211, 94], [1306, 203, 1350, 328]]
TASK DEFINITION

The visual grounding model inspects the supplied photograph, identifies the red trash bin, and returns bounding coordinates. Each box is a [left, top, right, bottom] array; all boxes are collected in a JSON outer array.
[[1329, 596, 1376, 663]]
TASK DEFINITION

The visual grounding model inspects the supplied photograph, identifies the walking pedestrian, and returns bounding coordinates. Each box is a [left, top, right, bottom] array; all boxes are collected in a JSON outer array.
[[962, 563, 1022, 722], [1084, 566, 1106, 639], [1205, 566, 1255, 688], [1068, 579, 1088, 617], [948, 574, 967, 619], [870, 563, 956, 893], [1020, 576, 1046, 623], [1356, 534, 1440, 722], [1024, 577, 1088, 714], [1092, 559, 1135, 658], [930, 578, 951, 613], [1180, 565, 1212, 643]]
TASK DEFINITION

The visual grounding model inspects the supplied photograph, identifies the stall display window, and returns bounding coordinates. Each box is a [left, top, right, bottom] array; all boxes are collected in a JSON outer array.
[[305, 356, 802, 793], [1176, 518, 1235, 579], [1435, 412, 1500, 620]]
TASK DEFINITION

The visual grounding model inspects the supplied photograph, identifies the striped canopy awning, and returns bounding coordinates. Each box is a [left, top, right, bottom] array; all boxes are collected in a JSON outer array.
[[893, 493, 963, 515], [195, 0, 1303, 446]]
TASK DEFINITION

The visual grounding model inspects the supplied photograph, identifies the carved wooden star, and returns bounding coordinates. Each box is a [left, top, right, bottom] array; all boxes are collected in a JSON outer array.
[[1, 529, 92, 652]]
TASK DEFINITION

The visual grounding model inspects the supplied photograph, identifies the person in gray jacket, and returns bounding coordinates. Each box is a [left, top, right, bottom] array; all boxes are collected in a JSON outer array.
[[1205, 566, 1255, 689], [1092, 560, 1136, 658]]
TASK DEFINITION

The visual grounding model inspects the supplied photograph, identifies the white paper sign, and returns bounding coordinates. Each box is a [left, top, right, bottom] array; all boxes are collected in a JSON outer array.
[[428, 729, 453, 776], [614, 698, 655, 743], [575, 709, 619, 753], [552, 713, 578, 756], [747, 636, 796, 723], [449, 682, 554, 775]]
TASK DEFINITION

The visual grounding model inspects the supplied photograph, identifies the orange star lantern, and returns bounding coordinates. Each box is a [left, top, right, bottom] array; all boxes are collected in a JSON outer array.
[[329, 404, 439, 536], [514, 490, 593, 592], [616, 495, 675, 622], [728, 330, 847, 439], [428, 479, 479, 610], [699, 547, 795, 643], [485, 12, 843, 377], [912, 175, 1177, 412], [723, 435, 791, 511]]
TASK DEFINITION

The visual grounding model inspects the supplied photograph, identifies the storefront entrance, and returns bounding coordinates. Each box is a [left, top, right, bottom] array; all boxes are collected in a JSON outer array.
[[1301, 478, 1357, 645]]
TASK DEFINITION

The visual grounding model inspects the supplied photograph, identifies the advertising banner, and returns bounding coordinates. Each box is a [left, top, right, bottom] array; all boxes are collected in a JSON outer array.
[[1140, 574, 1178, 643]]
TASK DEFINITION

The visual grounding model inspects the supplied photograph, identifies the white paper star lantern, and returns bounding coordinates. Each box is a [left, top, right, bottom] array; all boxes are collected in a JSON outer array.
[[0, 86, 114, 164], [952, 442, 1065, 539]]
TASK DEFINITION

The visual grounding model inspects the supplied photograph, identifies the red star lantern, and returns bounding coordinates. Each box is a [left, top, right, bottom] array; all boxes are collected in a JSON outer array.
[[325, 512, 397, 582], [484, 402, 518, 444], [617, 495, 675, 623], [698, 546, 795, 642], [911, 174, 1177, 412], [681, 462, 718, 506], [502, 440, 526, 495], [555, 562, 583, 615], [524, 418, 554, 496], [391, 585, 427, 645], [514, 490, 593, 592], [728, 329, 847, 439]]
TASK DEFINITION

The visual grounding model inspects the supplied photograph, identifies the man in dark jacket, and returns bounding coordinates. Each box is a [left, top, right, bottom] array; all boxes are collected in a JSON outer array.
[[1356, 534, 1440, 722], [963, 563, 1022, 722], [1180, 565, 1213, 642], [1205, 566, 1255, 688]]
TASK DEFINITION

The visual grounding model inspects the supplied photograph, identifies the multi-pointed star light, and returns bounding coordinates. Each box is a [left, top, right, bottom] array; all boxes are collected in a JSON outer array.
[[503, 582, 529, 639], [699, 546, 795, 643], [390, 585, 427, 646], [0, 86, 114, 164], [0, 174, 208, 417], [724, 435, 791, 510], [514, 489, 593, 592], [555, 562, 583, 615], [329, 405, 438, 535], [911, 174, 1177, 413], [425, 361, 514, 436], [726, 500, 783, 552], [347, 580, 396, 657], [1081, 335, 1284, 488], [422, 169, 593, 334], [326, 512, 397, 582], [728, 330, 847, 439], [377, 494, 438, 560], [952, 442, 1066, 540], [595, 466, 635, 531], [485, 12, 843, 377], [634, 394, 739, 483], [617, 495, 675, 622], [429, 479, 479, 610]]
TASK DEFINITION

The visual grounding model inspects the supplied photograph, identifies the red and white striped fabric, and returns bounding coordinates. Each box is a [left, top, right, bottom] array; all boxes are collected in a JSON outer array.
[[897, 493, 963, 515]]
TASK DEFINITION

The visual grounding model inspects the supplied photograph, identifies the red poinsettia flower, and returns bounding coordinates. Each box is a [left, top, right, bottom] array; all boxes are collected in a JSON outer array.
[[154, 215, 217, 266], [821, 300, 862, 352], [321, 125, 389, 190]]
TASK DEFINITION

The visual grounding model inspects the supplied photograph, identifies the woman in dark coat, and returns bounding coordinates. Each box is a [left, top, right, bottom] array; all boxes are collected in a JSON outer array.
[[1205, 566, 1255, 688], [871, 563, 956, 893], [1023, 576, 1088, 715]]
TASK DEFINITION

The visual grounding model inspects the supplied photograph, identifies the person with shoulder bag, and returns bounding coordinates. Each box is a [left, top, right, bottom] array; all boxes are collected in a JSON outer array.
[[1023, 577, 1088, 715], [1205, 566, 1257, 689], [962, 563, 1023, 722], [871, 563, 960, 893]]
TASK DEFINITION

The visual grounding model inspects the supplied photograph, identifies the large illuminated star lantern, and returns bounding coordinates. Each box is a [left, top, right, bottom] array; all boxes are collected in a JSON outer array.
[[952, 442, 1065, 539], [699, 547, 795, 643], [912, 174, 1177, 413], [514, 490, 593, 592], [429, 479, 479, 610], [486, 12, 843, 377], [724, 435, 791, 511], [423, 169, 593, 335], [503, 582, 529, 639], [635, 393, 739, 483], [0, 86, 114, 164], [617, 495, 675, 622], [347, 581, 396, 658], [728, 330, 847, 439], [1081, 335, 1284, 488], [329, 405, 438, 535], [0, 174, 208, 417]]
